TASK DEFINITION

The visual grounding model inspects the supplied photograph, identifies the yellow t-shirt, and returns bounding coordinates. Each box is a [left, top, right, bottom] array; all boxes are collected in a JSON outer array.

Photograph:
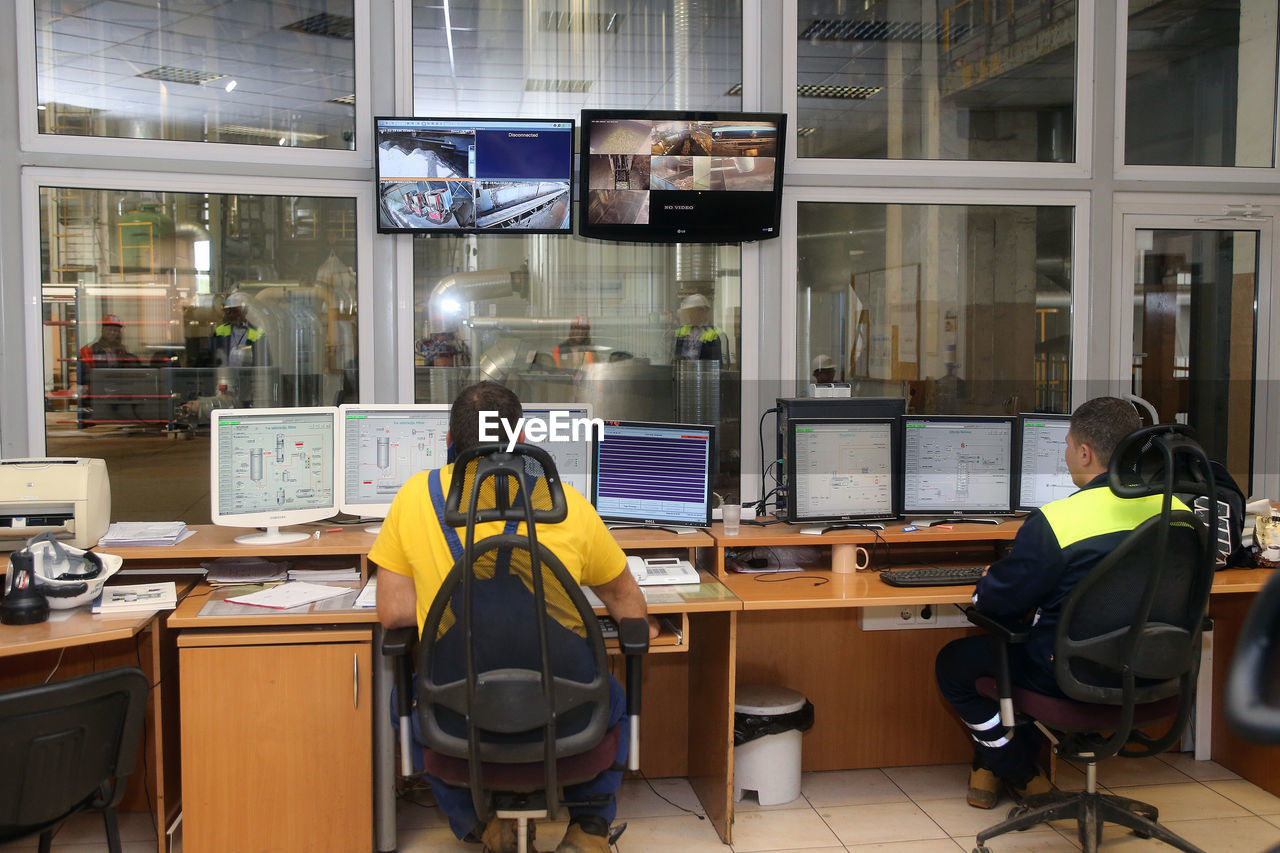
[[368, 463, 627, 636]]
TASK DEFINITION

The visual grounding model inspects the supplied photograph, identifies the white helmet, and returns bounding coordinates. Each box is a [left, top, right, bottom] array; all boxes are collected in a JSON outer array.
[[5, 533, 122, 610]]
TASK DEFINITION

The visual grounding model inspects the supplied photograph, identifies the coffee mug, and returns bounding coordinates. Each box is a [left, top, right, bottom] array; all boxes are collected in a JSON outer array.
[[832, 544, 871, 574]]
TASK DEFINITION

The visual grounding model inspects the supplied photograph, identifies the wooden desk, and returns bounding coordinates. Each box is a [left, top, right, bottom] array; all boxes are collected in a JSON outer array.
[[1207, 568, 1279, 797], [117, 524, 741, 848], [716, 520, 1280, 819], [1, 600, 185, 853], [168, 584, 378, 853]]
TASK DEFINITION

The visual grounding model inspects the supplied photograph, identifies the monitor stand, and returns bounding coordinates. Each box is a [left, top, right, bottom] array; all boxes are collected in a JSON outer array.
[[234, 525, 312, 546], [800, 522, 886, 535], [922, 517, 1003, 527], [606, 523, 701, 535]]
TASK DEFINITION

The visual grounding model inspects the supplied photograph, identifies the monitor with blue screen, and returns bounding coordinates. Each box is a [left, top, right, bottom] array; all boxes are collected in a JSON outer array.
[[210, 407, 339, 545], [590, 420, 714, 532], [901, 415, 1015, 525], [1016, 413, 1076, 511], [337, 404, 451, 532]]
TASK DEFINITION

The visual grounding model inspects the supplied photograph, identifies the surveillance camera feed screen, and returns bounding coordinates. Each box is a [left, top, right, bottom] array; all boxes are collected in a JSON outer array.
[[375, 117, 574, 234], [579, 110, 786, 243]]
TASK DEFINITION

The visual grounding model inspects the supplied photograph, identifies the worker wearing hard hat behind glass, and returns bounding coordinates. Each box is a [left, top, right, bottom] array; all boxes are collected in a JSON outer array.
[[77, 314, 138, 384], [210, 292, 268, 369], [811, 354, 837, 384], [672, 293, 727, 362]]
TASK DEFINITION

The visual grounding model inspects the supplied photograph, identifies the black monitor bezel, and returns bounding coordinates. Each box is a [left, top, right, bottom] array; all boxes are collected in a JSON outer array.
[[590, 419, 716, 529], [374, 115, 576, 236], [900, 414, 1018, 516], [784, 417, 901, 524], [1015, 412, 1075, 512], [577, 108, 787, 244]]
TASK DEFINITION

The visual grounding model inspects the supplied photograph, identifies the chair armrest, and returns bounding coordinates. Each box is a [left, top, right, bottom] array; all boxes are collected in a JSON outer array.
[[965, 607, 1030, 644], [617, 617, 650, 656], [381, 626, 417, 723], [381, 626, 416, 657], [617, 617, 649, 770], [965, 607, 1028, 729]]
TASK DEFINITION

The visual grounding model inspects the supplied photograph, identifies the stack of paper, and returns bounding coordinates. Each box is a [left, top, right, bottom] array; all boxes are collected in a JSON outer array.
[[92, 581, 178, 613], [98, 522, 193, 547], [203, 557, 289, 585], [225, 581, 350, 610], [287, 567, 360, 582], [353, 577, 377, 608]]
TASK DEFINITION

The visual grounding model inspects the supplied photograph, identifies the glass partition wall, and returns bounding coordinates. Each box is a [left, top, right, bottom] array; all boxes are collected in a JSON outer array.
[[410, 0, 745, 497], [797, 202, 1074, 416], [40, 187, 359, 522]]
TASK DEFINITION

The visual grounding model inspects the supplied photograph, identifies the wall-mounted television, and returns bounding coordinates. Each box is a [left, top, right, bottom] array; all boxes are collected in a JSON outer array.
[[578, 109, 787, 243], [375, 116, 575, 234]]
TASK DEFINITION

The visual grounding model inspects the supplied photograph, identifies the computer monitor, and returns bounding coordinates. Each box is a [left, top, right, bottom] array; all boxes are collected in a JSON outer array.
[[210, 407, 339, 545], [519, 403, 596, 497], [774, 396, 907, 513], [901, 415, 1016, 523], [591, 420, 714, 532], [337, 404, 451, 530], [1016, 413, 1076, 511], [785, 418, 899, 526]]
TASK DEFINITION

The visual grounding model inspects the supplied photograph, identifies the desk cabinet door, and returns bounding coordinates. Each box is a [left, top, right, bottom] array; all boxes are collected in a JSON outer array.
[[180, 638, 372, 853]]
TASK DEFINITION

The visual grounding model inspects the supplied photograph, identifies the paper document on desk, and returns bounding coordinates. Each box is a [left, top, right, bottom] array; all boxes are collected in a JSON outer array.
[[98, 522, 194, 547], [225, 581, 349, 610], [354, 577, 377, 608]]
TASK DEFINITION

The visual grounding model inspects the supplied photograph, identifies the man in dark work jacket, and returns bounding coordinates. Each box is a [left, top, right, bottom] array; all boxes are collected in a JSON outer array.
[[935, 396, 1186, 809]]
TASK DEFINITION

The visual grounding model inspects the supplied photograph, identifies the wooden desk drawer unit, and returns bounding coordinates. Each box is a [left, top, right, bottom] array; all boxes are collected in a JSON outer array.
[[178, 628, 373, 853]]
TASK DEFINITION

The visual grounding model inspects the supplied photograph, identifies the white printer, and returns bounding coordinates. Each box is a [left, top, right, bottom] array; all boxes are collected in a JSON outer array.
[[0, 458, 111, 550]]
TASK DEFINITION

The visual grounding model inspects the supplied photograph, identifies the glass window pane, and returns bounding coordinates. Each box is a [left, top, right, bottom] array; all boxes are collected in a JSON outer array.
[[412, 238, 742, 496], [411, 1, 745, 497], [797, 202, 1073, 415], [41, 187, 359, 522], [1126, 0, 1278, 167], [1131, 229, 1257, 489], [796, 1, 1078, 161], [411, 0, 742, 115], [35, 0, 357, 149]]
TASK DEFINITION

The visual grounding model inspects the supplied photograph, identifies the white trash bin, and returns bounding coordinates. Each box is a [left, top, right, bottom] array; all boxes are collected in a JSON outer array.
[[733, 684, 808, 806]]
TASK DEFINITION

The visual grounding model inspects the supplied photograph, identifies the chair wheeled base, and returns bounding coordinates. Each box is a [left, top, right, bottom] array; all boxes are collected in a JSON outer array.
[[972, 762, 1205, 853]]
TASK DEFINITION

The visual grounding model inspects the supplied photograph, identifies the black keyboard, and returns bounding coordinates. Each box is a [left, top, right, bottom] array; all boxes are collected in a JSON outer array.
[[879, 566, 986, 587]]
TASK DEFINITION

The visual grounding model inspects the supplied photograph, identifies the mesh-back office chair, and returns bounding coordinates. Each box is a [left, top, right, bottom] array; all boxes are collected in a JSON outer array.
[[0, 666, 149, 853], [384, 444, 648, 853], [967, 425, 1217, 853], [1226, 568, 1280, 853]]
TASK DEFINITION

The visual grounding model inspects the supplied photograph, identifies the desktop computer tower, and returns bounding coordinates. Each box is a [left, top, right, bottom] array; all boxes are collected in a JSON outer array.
[[774, 396, 907, 513]]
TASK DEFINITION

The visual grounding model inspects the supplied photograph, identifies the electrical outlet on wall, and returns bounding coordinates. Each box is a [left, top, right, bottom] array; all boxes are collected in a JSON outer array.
[[860, 603, 973, 631]]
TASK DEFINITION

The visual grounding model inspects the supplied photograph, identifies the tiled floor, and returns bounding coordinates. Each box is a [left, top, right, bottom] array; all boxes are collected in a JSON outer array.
[[5, 753, 1279, 852]]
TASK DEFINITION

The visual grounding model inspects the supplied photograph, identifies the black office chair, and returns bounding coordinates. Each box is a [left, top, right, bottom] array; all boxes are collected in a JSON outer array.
[[384, 443, 648, 853], [0, 666, 149, 853], [967, 424, 1217, 853], [1226, 567, 1280, 853]]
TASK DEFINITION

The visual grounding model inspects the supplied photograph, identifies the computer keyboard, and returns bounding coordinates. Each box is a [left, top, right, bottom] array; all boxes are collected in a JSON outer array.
[[878, 566, 986, 587]]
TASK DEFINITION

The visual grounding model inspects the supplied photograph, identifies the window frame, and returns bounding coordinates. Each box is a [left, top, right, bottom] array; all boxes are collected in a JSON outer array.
[[1110, 193, 1280, 498], [20, 166, 376, 455], [781, 186, 1093, 410], [1113, 0, 1280, 182], [783, 0, 1095, 179], [16, 0, 374, 168]]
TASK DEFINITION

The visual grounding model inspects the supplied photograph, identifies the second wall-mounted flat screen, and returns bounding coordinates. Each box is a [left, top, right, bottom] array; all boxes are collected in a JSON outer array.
[[578, 109, 787, 243], [375, 116, 575, 234]]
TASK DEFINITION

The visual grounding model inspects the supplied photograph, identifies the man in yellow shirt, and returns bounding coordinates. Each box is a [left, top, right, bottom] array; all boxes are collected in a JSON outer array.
[[373, 381, 655, 853]]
